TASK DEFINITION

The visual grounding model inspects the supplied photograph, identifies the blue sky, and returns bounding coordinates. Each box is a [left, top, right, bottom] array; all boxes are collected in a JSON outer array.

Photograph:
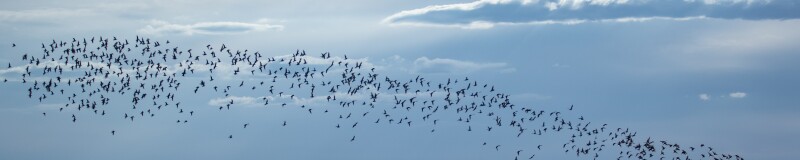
[[1, 0, 799, 159]]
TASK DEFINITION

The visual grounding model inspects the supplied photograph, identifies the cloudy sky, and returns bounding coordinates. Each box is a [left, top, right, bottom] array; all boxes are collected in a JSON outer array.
[[1, 0, 799, 159]]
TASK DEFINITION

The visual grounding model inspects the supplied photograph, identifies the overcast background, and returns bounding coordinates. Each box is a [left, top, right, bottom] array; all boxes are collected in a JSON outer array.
[[1, 0, 799, 159]]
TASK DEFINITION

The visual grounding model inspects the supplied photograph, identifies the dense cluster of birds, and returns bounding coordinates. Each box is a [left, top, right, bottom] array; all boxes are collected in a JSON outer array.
[[6, 37, 743, 160]]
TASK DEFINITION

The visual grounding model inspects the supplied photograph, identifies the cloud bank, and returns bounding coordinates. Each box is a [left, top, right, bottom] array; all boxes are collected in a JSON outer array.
[[383, 0, 800, 29], [139, 19, 284, 35]]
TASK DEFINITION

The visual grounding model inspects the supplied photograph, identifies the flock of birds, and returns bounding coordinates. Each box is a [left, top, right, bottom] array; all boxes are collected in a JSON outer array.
[[5, 37, 743, 160]]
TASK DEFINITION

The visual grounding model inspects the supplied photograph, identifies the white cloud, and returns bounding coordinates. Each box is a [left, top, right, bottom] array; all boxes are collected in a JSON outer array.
[[729, 92, 747, 98], [382, 0, 798, 29], [139, 19, 284, 35], [207, 92, 366, 108], [699, 94, 710, 101], [412, 57, 515, 74], [208, 96, 262, 107], [0, 65, 26, 75]]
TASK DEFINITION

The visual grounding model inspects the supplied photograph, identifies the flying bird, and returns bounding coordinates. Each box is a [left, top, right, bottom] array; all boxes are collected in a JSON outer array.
[[12, 37, 742, 160]]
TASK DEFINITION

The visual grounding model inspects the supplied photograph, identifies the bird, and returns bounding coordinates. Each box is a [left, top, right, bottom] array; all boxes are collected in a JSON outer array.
[[111, 130, 115, 135]]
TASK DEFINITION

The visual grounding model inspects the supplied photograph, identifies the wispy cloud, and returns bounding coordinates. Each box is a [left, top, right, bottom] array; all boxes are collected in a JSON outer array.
[[412, 57, 515, 74], [139, 19, 284, 35], [33, 103, 65, 110], [208, 96, 265, 107], [699, 93, 711, 101], [0, 65, 26, 75], [383, 0, 800, 29], [551, 63, 571, 68], [698, 92, 747, 100], [208, 92, 366, 108], [729, 92, 747, 98], [0, 9, 93, 23], [0, 2, 152, 24]]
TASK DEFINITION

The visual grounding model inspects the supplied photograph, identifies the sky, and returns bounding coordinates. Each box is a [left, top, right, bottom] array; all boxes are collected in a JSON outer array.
[[1, 0, 799, 159]]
